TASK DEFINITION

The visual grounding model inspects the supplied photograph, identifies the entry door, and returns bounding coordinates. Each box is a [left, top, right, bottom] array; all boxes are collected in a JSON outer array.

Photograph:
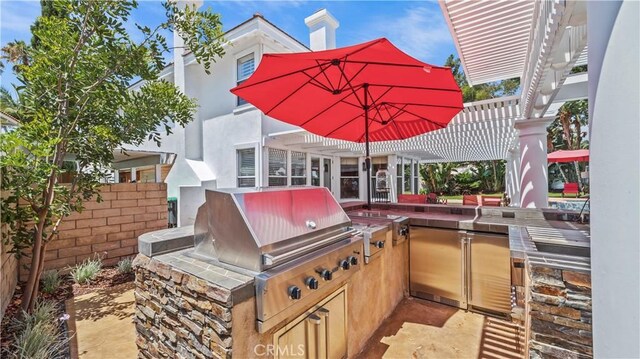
[[311, 157, 321, 186], [323, 158, 332, 191]]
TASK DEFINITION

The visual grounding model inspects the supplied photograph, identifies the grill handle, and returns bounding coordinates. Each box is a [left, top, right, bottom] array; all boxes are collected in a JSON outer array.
[[263, 229, 357, 266]]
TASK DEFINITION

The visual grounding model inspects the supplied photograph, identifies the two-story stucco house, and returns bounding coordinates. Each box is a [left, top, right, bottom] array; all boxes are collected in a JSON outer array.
[[121, 8, 424, 226]]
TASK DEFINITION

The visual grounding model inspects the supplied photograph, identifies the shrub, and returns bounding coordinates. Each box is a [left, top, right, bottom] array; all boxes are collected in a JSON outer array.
[[70, 256, 102, 284], [116, 257, 133, 274], [5, 301, 68, 359], [40, 270, 61, 294]]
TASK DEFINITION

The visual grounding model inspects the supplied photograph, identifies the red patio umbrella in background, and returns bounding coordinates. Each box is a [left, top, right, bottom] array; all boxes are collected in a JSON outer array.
[[547, 149, 590, 163], [231, 38, 463, 208]]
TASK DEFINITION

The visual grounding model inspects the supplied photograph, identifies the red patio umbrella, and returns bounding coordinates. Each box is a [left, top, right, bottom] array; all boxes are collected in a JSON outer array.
[[231, 38, 463, 208], [547, 149, 589, 163]]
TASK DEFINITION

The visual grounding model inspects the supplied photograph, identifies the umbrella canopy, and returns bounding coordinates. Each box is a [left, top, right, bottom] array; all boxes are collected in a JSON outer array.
[[548, 149, 590, 163], [231, 38, 463, 207]]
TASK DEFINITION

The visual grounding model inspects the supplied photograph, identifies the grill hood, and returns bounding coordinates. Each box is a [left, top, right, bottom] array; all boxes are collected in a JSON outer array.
[[193, 187, 353, 272]]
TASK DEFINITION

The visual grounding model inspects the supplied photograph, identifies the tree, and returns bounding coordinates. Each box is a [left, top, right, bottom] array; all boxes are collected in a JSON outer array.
[[418, 56, 516, 195], [546, 99, 589, 191], [444, 55, 520, 102], [0, 0, 225, 312]]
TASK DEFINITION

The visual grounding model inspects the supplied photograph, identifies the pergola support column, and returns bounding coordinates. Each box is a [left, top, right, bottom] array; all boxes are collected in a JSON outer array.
[[514, 118, 553, 208], [505, 147, 521, 206]]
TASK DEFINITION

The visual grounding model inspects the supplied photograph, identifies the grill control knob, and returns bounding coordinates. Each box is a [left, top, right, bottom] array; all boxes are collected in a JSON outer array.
[[320, 269, 333, 281], [373, 240, 385, 249], [348, 256, 358, 266], [288, 286, 302, 300], [339, 259, 351, 270], [399, 227, 409, 236], [306, 277, 319, 290]]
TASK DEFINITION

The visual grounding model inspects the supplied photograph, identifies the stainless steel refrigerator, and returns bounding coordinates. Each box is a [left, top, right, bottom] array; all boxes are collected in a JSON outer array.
[[409, 227, 511, 314]]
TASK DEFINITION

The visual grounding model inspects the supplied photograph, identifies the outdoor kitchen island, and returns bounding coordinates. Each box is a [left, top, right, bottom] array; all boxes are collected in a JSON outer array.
[[133, 188, 591, 359]]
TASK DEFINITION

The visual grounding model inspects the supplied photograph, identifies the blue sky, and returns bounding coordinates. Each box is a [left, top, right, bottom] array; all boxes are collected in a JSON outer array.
[[1, 0, 457, 93]]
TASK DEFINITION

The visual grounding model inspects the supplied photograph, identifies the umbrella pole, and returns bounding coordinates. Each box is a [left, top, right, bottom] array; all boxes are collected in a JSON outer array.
[[364, 84, 371, 209]]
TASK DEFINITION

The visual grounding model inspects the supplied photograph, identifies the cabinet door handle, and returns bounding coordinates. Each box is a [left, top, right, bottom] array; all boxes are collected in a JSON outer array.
[[305, 314, 321, 359], [317, 308, 329, 359]]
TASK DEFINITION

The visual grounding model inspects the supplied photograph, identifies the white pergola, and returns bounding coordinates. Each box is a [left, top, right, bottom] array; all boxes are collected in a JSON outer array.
[[266, 95, 521, 163], [267, 0, 589, 209]]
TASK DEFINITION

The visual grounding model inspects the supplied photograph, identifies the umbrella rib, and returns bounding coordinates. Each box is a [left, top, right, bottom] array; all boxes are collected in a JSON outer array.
[[233, 61, 333, 90], [299, 84, 364, 126], [341, 59, 450, 71], [382, 101, 464, 111], [386, 103, 447, 129], [323, 112, 364, 138], [264, 63, 334, 115], [337, 64, 368, 108], [368, 84, 462, 94], [315, 59, 337, 92]]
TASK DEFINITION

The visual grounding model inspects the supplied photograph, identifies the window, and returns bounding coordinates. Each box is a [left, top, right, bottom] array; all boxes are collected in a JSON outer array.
[[291, 151, 307, 186], [236, 53, 255, 106], [340, 158, 359, 199], [237, 148, 256, 187], [403, 160, 412, 194], [311, 158, 320, 186], [268, 148, 287, 186]]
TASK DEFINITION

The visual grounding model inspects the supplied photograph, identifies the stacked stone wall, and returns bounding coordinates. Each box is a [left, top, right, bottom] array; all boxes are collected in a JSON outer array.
[[133, 255, 234, 359], [528, 264, 592, 358]]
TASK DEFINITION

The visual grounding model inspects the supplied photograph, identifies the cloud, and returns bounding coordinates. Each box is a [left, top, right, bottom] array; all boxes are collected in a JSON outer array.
[[0, 0, 40, 39], [354, 5, 453, 64]]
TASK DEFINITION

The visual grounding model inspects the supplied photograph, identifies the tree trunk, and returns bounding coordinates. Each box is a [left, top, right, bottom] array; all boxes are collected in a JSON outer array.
[[557, 163, 569, 184], [573, 161, 582, 193], [21, 231, 44, 311]]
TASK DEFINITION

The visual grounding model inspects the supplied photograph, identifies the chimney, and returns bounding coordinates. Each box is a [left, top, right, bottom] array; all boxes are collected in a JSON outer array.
[[304, 9, 339, 51], [173, 0, 203, 92]]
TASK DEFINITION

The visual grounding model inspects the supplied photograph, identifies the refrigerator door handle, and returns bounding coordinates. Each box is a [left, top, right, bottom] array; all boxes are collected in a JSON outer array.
[[466, 234, 472, 305], [460, 235, 468, 309]]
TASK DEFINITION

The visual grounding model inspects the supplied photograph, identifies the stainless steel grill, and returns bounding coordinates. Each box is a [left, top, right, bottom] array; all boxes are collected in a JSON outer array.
[[192, 187, 363, 333]]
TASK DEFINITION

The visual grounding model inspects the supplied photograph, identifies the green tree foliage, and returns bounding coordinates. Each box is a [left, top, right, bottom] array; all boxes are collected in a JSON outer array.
[[546, 99, 589, 190], [0, 0, 225, 312], [419, 55, 514, 195], [444, 54, 520, 102]]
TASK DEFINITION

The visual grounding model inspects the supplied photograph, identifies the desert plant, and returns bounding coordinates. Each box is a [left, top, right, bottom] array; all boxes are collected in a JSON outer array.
[[40, 270, 61, 294], [70, 256, 102, 284], [116, 257, 133, 274], [4, 300, 68, 359]]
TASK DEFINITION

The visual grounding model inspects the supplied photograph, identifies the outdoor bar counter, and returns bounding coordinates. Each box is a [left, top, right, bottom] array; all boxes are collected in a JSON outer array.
[[133, 200, 592, 358]]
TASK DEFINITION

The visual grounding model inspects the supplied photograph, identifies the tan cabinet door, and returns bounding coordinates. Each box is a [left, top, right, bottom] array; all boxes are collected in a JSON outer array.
[[276, 314, 318, 359], [319, 291, 347, 359]]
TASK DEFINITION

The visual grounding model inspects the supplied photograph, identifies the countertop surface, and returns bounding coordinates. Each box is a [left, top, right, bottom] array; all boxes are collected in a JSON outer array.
[[344, 203, 591, 272]]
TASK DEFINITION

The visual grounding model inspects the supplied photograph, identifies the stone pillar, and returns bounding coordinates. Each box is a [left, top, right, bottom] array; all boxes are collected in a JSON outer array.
[[588, 1, 640, 357], [505, 147, 521, 206], [514, 118, 552, 208]]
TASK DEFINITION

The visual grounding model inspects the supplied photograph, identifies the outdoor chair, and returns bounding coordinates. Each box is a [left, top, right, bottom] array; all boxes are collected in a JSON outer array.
[[398, 194, 427, 204], [562, 183, 580, 198], [462, 195, 480, 206]]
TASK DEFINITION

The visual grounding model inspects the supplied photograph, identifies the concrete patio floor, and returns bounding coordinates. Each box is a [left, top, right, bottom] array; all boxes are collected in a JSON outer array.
[[356, 297, 525, 359], [66, 282, 137, 359]]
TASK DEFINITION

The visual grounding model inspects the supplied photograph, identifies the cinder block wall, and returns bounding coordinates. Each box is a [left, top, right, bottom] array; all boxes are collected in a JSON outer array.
[[1, 237, 18, 322], [18, 183, 168, 281]]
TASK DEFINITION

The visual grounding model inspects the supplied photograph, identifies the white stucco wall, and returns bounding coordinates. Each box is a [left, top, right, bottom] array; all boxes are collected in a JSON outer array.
[[588, 1, 640, 357]]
